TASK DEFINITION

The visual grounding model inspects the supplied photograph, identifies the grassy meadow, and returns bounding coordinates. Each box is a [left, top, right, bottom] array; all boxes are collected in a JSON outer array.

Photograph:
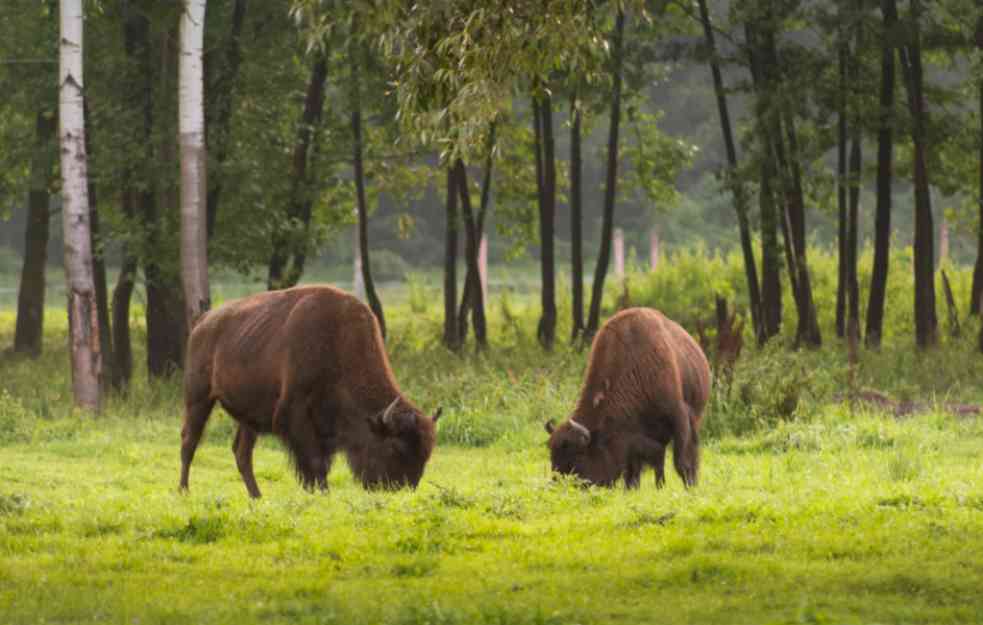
[[2, 251, 983, 624]]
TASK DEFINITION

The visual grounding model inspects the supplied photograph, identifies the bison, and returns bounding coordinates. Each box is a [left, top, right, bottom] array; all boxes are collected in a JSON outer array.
[[178, 285, 441, 498], [545, 307, 711, 489]]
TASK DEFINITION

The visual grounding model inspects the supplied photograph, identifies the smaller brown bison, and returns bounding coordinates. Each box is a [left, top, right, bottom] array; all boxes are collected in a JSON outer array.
[[179, 285, 441, 498], [545, 308, 711, 488]]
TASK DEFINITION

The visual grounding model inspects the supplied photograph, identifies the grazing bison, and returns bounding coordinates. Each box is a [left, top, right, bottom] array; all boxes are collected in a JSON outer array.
[[545, 307, 710, 488], [179, 285, 441, 498]]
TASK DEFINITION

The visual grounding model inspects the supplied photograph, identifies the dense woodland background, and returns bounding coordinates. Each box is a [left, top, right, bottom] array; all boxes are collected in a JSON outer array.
[[1, 0, 982, 402]]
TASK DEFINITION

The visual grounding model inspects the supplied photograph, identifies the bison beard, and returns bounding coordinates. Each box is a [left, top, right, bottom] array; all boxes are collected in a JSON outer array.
[[178, 285, 441, 498], [546, 307, 711, 489]]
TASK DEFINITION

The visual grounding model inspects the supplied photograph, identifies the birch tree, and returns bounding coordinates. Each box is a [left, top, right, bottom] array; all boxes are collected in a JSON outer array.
[[179, 0, 210, 328], [59, 0, 101, 411]]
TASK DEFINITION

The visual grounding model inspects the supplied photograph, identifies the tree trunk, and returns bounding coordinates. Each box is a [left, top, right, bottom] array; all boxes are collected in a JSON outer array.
[[847, 127, 862, 345], [83, 100, 115, 390], [759, 156, 783, 341], [745, 21, 781, 343], [698, 0, 762, 343], [836, 34, 848, 339], [535, 94, 558, 350], [454, 159, 487, 349], [180, 0, 210, 330], [970, 78, 983, 316], [866, 0, 897, 347], [146, 17, 186, 378], [351, 23, 385, 338], [443, 166, 460, 351], [268, 53, 328, 290], [764, 8, 821, 347], [204, 0, 246, 239], [782, 114, 821, 347], [459, 126, 495, 345], [586, 9, 625, 339], [111, 0, 153, 389], [569, 94, 585, 343], [111, 192, 137, 391], [59, 0, 102, 411], [899, 0, 938, 348], [13, 109, 56, 357], [845, 3, 863, 346]]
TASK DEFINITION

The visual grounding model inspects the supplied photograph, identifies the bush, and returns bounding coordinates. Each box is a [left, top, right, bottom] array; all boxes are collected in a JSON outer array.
[[369, 249, 411, 281], [0, 390, 36, 445]]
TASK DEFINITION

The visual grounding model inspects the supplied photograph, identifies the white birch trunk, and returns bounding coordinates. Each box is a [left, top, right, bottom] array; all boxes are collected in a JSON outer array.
[[613, 227, 625, 279], [179, 0, 210, 328], [59, 0, 101, 412], [353, 226, 365, 300], [649, 228, 659, 271]]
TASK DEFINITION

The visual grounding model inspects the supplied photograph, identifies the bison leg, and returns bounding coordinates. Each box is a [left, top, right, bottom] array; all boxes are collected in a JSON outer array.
[[179, 394, 216, 493], [653, 445, 667, 489], [624, 457, 643, 490], [232, 426, 262, 498], [279, 396, 330, 492]]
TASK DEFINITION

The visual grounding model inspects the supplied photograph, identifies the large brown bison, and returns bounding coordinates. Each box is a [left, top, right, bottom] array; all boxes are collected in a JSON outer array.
[[179, 285, 441, 498], [545, 307, 711, 488]]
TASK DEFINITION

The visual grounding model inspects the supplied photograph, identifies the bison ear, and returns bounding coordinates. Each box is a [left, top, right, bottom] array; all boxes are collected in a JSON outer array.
[[544, 419, 556, 435], [368, 413, 387, 437], [432, 407, 443, 423]]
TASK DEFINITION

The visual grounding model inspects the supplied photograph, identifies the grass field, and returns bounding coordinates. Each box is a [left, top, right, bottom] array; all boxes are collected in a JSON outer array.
[[2, 288, 983, 624]]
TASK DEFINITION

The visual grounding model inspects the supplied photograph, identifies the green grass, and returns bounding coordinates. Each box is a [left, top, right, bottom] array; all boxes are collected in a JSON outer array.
[[2, 408, 983, 624], [3, 274, 983, 623]]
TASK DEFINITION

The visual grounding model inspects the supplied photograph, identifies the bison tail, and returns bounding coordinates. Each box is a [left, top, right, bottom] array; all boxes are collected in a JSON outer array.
[[671, 413, 700, 488]]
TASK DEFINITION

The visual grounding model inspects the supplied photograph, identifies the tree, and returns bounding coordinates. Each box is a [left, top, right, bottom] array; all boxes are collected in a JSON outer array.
[[836, 17, 848, 340], [696, 0, 762, 343], [443, 166, 460, 351], [586, 8, 625, 340], [204, 0, 247, 239], [12, 1, 57, 358], [866, 0, 898, 347], [455, 127, 494, 350], [533, 93, 558, 349], [83, 100, 115, 391], [350, 12, 385, 338], [13, 109, 56, 358], [970, 14, 983, 319], [111, 0, 155, 389], [59, 0, 102, 411], [569, 95, 585, 342], [180, 0, 210, 330], [268, 51, 328, 290], [146, 14, 188, 378], [845, 2, 863, 345], [898, 0, 938, 348], [455, 158, 488, 349], [745, 20, 782, 343]]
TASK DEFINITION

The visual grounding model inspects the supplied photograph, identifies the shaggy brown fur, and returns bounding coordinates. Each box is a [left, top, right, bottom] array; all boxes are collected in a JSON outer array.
[[179, 285, 441, 498], [546, 307, 711, 488]]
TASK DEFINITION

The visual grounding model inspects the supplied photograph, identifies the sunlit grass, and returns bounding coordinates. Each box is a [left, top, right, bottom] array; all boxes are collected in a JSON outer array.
[[2, 277, 983, 623]]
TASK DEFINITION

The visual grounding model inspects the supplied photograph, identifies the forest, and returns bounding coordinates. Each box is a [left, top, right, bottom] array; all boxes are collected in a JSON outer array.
[[2, 1, 983, 624]]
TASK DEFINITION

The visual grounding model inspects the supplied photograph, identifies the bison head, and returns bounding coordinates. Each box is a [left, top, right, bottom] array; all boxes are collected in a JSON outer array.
[[544, 418, 625, 487], [349, 398, 441, 490]]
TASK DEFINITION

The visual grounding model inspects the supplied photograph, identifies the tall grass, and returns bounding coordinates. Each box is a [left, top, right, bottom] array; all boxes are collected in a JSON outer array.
[[2, 240, 982, 450]]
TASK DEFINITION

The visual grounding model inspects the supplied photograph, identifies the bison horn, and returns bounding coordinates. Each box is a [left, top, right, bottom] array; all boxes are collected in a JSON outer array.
[[432, 407, 443, 423], [381, 397, 400, 426], [544, 419, 556, 434], [569, 418, 591, 444]]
